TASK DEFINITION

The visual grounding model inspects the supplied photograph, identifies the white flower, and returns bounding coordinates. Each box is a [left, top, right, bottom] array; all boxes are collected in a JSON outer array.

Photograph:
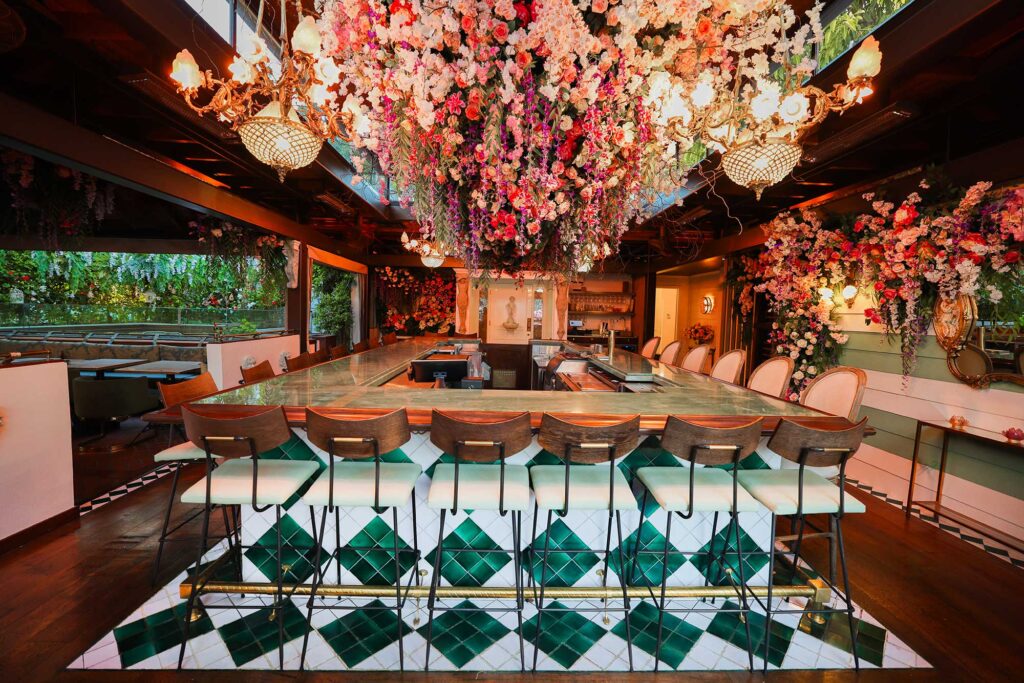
[[778, 92, 809, 123], [789, 350, 800, 360], [793, 370, 805, 380], [807, 366, 817, 375], [796, 339, 808, 348]]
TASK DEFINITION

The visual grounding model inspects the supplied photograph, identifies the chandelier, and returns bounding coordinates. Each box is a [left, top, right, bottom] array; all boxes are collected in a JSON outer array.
[[169, 0, 351, 180], [666, 35, 882, 199], [401, 232, 445, 268]]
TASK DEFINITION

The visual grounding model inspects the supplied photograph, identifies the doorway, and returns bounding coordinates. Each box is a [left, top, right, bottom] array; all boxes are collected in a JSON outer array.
[[654, 287, 679, 346]]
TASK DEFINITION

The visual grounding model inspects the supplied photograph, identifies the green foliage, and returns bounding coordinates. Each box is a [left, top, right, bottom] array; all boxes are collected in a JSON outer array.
[[818, 0, 911, 69], [0, 249, 285, 326], [311, 262, 354, 342]]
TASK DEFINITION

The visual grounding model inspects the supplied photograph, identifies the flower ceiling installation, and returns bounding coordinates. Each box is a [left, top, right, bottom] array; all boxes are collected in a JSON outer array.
[[316, 0, 874, 274]]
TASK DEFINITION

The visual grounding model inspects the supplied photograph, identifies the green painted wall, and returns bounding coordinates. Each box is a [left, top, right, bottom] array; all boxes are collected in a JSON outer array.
[[857, 406, 1024, 500], [841, 331, 1024, 393], [839, 331, 1024, 500]]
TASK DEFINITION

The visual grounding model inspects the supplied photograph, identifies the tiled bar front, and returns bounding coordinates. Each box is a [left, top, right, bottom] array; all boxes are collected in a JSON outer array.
[[226, 428, 777, 672]]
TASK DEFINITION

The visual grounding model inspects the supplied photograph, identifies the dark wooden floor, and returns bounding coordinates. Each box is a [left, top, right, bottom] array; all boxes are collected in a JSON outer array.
[[1, 463, 1022, 682], [72, 418, 173, 504]]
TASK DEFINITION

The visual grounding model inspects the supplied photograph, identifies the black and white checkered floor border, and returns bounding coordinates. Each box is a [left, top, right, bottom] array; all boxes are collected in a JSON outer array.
[[846, 477, 1024, 569], [78, 462, 182, 516]]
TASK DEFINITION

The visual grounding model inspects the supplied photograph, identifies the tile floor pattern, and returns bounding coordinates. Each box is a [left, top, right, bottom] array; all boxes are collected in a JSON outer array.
[[78, 462, 180, 515], [845, 477, 1024, 569], [70, 435, 931, 672]]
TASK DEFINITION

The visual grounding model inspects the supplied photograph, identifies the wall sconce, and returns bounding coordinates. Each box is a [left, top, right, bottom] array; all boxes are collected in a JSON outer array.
[[841, 284, 859, 307], [702, 295, 715, 314]]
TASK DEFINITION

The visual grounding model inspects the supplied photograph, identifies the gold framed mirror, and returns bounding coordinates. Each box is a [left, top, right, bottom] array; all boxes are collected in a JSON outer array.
[[934, 294, 1024, 389]]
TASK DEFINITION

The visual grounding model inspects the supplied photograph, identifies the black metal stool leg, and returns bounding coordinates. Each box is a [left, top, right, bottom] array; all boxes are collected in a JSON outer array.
[[424, 508, 447, 672], [335, 506, 342, 586], [152, 463, 182, 585], [789, 514, 807, 582], [532, 509, 553, 671], [177, 500, 211, 669], [527, 500, 539, 592], [392, 507, 405, 672], [629, 488, 649, 587], [300, 506, 329, 671], [835, 514, 860, 671], [731, 511, 754, 671], [614, 510, 634, 671], [762, 513, 777, 672], [275, 505, 284, 670], [653, 509, 672, 671]]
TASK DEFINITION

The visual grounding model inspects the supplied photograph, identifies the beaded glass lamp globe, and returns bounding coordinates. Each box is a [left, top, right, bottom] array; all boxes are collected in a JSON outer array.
[[237, 102, 323, 182], [721, 139, 803, 199]]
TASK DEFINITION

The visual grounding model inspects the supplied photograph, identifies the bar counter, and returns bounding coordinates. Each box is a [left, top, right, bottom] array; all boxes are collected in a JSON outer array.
[[148, 338, 844, 431], [154, 339, 856, 672]]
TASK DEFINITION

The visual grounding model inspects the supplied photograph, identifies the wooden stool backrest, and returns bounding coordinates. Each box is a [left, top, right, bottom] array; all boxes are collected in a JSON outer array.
[[660, 416, 762, 466], [351, 340, 369, 353], [305, 407, 411, 459], [285, 353, 313, 372], [640, 337, 660, 359], [182, 404, 291, 459], [330, 345, 350, 360], [768, 417, 868, 468], [430, 410, 533, 461], [537, 414, 640, 463]]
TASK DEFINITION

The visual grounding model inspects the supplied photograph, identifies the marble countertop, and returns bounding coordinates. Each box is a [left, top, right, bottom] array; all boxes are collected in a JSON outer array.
[[193, 339, 823, 424]]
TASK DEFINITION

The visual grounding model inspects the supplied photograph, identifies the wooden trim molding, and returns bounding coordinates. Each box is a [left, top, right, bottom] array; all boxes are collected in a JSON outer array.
[[0, 507, 79, 557]]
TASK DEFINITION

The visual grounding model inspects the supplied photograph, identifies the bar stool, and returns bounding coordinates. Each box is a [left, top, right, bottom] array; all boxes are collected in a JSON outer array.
[[298, 408, 423, 671], [177, 405, 319, 670], [737, 417, 868, 671], [352, 340, 369, 353], [640, 336, 660, 359], [659, 340, 682, 366], [529, 414, 640, 671], [286, 352, 313, 372], [424, 410, 534, 671], [151, 372, 223, 585], [632, 417, 764, 671], [329, 345, 350, 360]]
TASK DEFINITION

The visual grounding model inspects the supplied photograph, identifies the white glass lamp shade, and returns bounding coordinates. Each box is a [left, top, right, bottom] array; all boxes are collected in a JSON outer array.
[[420, 251, 444, 268], [170, 49, 202, 90], [847, 35, 882, 80]]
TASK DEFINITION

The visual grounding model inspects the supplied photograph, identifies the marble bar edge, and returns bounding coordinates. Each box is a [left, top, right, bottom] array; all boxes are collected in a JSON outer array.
[[144, 338, 866, 434]]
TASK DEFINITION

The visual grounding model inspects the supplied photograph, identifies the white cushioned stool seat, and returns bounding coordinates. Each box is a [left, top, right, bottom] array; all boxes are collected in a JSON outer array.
[[736, 469, 865, 515], [428, 464, 530, 510], [181, 459, 319, 506], [302, 461, 422, 508], [154, 440, 207, 462], [636, 466, 762, 513], [531, 465, 635, 511]]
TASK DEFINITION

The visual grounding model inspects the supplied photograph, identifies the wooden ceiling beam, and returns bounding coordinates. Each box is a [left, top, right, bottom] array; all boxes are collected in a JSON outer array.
[[0, 92, 364, 262]]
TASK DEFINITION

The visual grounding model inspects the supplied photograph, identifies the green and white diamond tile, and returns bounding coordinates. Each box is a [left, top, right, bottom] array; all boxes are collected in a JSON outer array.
[[69, 433, 930, 672]]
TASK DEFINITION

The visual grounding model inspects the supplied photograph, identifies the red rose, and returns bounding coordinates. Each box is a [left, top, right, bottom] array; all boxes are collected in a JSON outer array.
[[492, 22, 509, 42], [21, 275, 29, 281], [883, 288, 898, 300], [465, 102, 481, 121], [1004, 250, 1020, 264], [513, 2, 532, 24], [874, 281, 885, 292]]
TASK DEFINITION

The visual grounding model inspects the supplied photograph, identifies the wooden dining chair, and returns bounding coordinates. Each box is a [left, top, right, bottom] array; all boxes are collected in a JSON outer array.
[[710, 349, 746, 384], [640, 336, 661, 359], [285, 353, 313, 372], [746, 356, 795, 398], [240, 360, 276, 384], [798, 366, 867, 422], [330, 345, 350, 360], [352, 340, 369, 353], [383, 332, 399, 345], [659, 340, 682, 366]]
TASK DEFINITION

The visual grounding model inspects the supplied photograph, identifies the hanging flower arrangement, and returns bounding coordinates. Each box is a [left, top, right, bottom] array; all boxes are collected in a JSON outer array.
[[0, 149, 116, 244], [318, 0, 828, 273], [736, 179, 1024, 394]]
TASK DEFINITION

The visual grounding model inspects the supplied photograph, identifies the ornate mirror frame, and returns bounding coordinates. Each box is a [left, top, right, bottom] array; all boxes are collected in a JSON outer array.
[[934, 294, 1024, 390]]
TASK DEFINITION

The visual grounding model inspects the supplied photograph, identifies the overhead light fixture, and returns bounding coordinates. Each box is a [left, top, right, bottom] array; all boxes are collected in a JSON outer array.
[[169, 0, 352, 180], [402, 231, 445, 268], [666, 35, 882, 198]]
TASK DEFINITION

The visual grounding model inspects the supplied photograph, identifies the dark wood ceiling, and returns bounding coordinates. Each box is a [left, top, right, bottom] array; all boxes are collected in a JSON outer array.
[[1, 0, 1022, 272]]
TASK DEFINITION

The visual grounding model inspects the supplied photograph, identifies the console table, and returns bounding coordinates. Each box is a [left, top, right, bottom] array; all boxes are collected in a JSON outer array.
[[905, 418, 1024, 553]]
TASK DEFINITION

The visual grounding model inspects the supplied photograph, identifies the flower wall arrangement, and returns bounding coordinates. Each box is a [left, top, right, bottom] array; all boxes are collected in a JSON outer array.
[[376, 267, 455, 334], [318, 0, 834, 273], [1, 149, 116, 245], [736, 179, 1024, 396], [687, 322, 714, 345]]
